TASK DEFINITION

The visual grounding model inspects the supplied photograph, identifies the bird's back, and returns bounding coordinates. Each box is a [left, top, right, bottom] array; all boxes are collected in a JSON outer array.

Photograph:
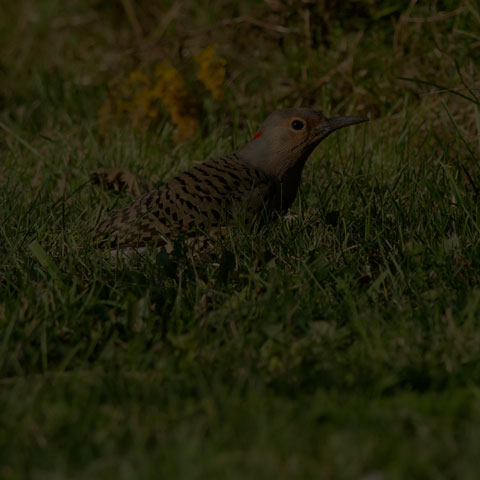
[[94, 153, 276, 249]]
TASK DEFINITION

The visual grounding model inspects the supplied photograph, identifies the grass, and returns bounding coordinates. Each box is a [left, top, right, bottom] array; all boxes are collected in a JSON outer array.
[[1, 0, 480, 478]]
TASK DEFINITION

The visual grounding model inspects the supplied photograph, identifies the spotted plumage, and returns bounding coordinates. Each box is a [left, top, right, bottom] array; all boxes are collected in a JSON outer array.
[[94, 154, 275, 248], [94, 108, 368, 250]]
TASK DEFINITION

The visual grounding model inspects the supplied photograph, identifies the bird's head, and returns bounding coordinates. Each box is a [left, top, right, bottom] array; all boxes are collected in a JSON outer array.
[[240, 108, 368, 179]]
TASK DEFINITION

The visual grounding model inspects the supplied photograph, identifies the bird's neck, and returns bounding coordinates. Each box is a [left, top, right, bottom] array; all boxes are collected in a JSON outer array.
[[276, 156, 308, 210], [237, 140, 301, 179], [237, 141, 313, 211]]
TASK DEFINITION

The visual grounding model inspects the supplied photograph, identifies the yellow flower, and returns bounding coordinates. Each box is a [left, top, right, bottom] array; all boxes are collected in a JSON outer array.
[[153, 62, 199, 143], [99, 63, 200, 143], [195, 45, 226, 100], [129, 70, 149, 86]]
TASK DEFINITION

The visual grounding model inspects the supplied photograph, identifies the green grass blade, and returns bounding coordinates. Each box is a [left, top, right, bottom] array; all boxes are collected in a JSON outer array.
[[398, 76, 480, 105], [28, 240, 64, 283]]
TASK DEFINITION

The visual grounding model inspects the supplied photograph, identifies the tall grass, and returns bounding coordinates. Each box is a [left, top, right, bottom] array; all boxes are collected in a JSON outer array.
[[1, 1, 480, 478]]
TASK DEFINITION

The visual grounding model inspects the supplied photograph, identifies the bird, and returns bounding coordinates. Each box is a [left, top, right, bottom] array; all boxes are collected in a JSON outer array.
[[93, 108, 368, 251]]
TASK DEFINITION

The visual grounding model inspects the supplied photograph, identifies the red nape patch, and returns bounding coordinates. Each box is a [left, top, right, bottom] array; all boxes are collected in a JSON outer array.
[[253, 130, 264, 139]]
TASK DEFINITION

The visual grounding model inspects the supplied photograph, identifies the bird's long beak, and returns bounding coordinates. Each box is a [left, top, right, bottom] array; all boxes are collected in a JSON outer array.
[[316, 116, 369, 136]]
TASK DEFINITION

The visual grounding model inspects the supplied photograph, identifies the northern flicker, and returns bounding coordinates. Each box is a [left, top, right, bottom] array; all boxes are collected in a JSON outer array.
[[94, 108, 368, 250]]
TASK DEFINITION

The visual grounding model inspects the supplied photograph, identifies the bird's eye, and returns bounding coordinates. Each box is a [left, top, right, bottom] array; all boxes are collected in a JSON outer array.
[[291, 120, 305, 130]]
